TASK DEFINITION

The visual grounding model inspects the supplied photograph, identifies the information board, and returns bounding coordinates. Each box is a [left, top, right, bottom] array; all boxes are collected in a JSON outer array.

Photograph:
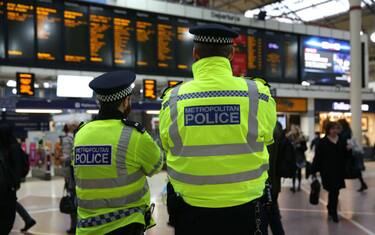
[[89, 6, 112, 66], [157, 15, 176, 70], [136, 12, 156, 69], [143, 79, 157, 100], [301, 36, 350, 86], [64, 2, 88, 63], [113, 9, 135, 68], [247, 28, 263, 78], [176, 18, 194, 73], [231, 26, 247, 77], [36, 0, 63, 61], [0, 0, 5, 59], [7, 0, 35, 60], [16, 73, 35, 96], [264, 31, 283, 80]]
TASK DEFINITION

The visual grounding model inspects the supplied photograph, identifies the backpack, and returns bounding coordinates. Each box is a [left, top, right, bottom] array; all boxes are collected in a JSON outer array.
[[277, 133, 297, 178], [0, 148, 17, 201]]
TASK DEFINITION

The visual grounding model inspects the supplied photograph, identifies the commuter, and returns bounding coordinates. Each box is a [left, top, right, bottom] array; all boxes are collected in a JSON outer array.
[[287, 125, 307, 192], [266, 121, 286, 235], [312, 121, 349, 223], [60, 124, 77, 234], [338, 119, 368, 192], [16, 201, 36, 232], [72, 70, 163, 235], [310, 132, 320, 152], [159, 24, 276, 235], [0, 124, 30, 234]]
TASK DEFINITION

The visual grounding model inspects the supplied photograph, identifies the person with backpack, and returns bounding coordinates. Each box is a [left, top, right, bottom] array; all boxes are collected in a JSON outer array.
[[0, 123, 30, 234]]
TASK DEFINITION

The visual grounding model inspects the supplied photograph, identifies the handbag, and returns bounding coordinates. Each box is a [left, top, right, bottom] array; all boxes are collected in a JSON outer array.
[[59, 187, 75, 214], [309, 177, 321, 205]]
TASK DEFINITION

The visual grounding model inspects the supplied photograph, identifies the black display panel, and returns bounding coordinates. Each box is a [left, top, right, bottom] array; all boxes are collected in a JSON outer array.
[[64, 2, 88, 63], [157, 15, 176, 70], [113, 9, 135, 68], [247, 28, 263, 78], [36, 0, 63, 61], [301, 36, 350, 86], [284, 34, 298, 80], [136, 12, 156, 69], [7, 0, 35, 60], [0, 0, 5, 59], [231, 26, 247, 77], [89, 6, 112, 66], [176, 18, 194, 73], [263, 31, 283, 80]]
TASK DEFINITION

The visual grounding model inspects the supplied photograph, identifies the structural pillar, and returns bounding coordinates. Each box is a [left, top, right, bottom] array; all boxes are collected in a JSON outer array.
[[349, 0, 362, 144]]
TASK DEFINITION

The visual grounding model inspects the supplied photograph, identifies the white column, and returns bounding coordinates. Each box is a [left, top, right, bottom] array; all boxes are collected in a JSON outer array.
[[301, 98, 315, 141], [349, 0, 362, 145]]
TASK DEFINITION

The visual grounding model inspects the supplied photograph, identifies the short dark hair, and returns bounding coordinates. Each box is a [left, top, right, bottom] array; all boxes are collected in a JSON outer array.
[[99, 98, 124, 113], [194, 43, 233, 59], [324, 121, 340, 135]]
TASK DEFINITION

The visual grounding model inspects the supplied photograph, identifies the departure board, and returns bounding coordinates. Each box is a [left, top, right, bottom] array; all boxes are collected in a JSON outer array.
[[136, 12, 156, 69], [36, 0, 63, 61], [113, 9, 135, 68], [176, 18, 194, 72], [284, 34, 298, 81], [247, 29, 263, 78], [64, 2, 88, 63], [89, 6, 112, 66], [0, 0, 5, 59], [7, 0, 35, 60], [231, 26, 247, 77], [264, 31, 283, 80], [157, 15, 176, 69]]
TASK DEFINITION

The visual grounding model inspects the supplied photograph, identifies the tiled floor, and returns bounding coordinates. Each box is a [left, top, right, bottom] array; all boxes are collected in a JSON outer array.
[[10, 162, 375, 235]]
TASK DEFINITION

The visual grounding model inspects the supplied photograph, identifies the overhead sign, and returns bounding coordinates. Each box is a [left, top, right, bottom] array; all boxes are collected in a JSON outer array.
[[332, 102, 369, 112], [276, 98, 307, 113], [168, 80, 180, 87], [16, 73, 35, 96], [143, 79, 157, 100]]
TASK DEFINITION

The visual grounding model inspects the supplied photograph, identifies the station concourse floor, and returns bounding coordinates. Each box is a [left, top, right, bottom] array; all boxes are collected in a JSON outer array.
[[10, 162, 375, 235]]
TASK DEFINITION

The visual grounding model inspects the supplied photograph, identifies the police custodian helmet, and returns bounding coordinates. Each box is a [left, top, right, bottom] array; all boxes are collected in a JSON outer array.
[[89, 70, 136, 102], [189, 23, 239, 44]]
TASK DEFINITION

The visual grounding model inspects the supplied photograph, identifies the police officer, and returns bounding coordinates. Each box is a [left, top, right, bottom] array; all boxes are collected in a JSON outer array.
[[159, 24, 276, 235], [73, 70, 163, 235]]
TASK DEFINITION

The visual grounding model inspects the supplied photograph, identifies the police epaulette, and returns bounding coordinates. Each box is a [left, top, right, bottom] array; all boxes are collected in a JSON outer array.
[[247, 77, 271, 88], [160, 81, 183, 99], [122, 119, 146, 133]]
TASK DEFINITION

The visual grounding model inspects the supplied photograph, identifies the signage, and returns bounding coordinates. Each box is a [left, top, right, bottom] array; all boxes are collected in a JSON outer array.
[[276, 98, 307, 113], [315, 99, 375, 113], [332, 102, 369, 112], [168, 80, 180, 87], [143, 79, 157, 100], [16, 73, 35, 96]]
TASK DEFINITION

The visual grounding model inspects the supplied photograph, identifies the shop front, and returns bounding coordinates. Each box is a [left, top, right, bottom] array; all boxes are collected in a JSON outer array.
[[275, 97, 308, 130]]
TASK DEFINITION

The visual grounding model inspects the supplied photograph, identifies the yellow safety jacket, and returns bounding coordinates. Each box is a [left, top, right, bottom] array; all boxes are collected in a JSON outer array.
[[159, 56, 276, 208], [73, 118, 162, 235]]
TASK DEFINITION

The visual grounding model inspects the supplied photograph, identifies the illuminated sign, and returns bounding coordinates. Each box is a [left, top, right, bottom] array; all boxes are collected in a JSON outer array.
[[168, 80, 180, 87], [332, 102, 369, 112], [143, 79, 157, 100], [16, 73, 35, 96]]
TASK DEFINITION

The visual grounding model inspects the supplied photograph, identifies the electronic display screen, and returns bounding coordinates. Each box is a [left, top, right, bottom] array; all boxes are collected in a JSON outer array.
[[284, 34, 298, 80], [89, 6, 112, 66], [301, 36, 350, 86], [136, 12, 156, 69], [231, 26, 247, 77], [7, 0, 35, 60], [176, 18, 194, 73], [0, 0, 5, 59], [157, 15, 176, 70], [247, 28, 263, 78], [64, 2, 88, 63], [16, 73, 35, 96], [36, 0, 63, 61], [264, 31, 283, 80], [113, 9, 135, 68]]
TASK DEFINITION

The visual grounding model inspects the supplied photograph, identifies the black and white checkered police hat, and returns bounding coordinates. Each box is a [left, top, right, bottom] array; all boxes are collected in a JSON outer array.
[[89, 70, 136, 102], [189, 24, 239, 45]]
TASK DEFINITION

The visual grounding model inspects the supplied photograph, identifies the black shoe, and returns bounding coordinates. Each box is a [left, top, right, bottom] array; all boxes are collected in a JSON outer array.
[[290, 187, 296, 193], [357, 184, 368, 192], [67, 228, 76, 234], [21, 219, 36, 232], [331, 213, 339, 223]]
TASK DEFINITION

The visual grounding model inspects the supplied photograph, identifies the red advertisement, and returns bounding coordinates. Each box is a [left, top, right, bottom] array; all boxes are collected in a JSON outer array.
[[29, 142, 37, 167], [231, 34, 247, 77]]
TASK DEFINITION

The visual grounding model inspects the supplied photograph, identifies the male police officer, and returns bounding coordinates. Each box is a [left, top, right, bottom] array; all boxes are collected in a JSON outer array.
[[159, 24, 276, 234], [73, 71, 163, 235]]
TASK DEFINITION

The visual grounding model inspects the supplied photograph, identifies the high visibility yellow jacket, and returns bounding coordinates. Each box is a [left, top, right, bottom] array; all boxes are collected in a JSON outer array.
[[159, 56, 276, 208], [73, 118, 162, 235]]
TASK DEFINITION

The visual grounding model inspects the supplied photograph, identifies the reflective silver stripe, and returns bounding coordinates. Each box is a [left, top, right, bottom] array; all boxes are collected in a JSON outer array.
[[78, 183, 149, 209], [168, 163, 269, 185], [146, 155, 163, 177], [168, 80, 263, 156], [76, 170, 143, 189], [116, 127, 133, 175]]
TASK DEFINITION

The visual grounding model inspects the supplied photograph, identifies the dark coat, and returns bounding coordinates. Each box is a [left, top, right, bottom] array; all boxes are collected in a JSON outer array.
[[267, 123, 283, 199], [312, 136, 349, 191]]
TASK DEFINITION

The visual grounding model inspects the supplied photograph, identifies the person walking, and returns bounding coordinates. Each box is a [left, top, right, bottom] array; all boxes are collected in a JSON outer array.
[[72, 71, 163, 235], [16, 201, 36, 232], [312, 121, 349, 223], [159, 24, 276, 235], [267, 121, 286, 235]]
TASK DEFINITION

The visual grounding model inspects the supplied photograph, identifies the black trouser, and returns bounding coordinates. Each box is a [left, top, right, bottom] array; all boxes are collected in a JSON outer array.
[[69, 212, 77, 230], [16, 201, 34, 224], [358, 172, 367, 187], [0, 200, 16, 235], [292, 168, 302, 190], [105, 223, 144, 235], [267, 194, 285, 235], [327, 190, 340, 216]]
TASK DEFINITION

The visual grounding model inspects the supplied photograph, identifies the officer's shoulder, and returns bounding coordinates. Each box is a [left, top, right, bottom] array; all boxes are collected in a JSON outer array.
[[74, 121, 87, 137], [160, 81, 184, 99], [244, 77, 271, 88], [121, 119, 146, 133]]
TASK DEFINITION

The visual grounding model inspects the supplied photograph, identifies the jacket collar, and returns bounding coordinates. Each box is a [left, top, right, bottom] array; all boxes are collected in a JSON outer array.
[[95, 109, 126, 120], [192, 56, 233, 80]]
